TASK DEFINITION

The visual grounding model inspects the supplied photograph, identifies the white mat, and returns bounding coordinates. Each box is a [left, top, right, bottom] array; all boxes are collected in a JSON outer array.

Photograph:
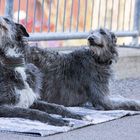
[[0, 107, 139, 136]]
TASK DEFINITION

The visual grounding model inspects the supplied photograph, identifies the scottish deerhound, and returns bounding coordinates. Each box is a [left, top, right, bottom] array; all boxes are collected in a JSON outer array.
[[0, 17, 85, 126], [25, 29, 140, 111]]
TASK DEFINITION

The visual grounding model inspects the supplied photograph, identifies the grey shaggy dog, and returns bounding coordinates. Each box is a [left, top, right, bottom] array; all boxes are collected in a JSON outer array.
[[25, 29, 140, 111], [0, 17, 85, 126], [1, 17, 140, 130]]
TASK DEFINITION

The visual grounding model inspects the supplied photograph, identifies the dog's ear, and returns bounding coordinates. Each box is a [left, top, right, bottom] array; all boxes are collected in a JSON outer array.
[[110, 32, 117, 44], [16, 23, 29, 37]]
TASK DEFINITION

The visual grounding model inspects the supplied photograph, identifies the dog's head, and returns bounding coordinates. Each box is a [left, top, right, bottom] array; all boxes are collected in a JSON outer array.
[[87, 28, 118, 63], [0, 17, 29, 41], [0, 17, 29, 56], [0, 17, 29, 67]]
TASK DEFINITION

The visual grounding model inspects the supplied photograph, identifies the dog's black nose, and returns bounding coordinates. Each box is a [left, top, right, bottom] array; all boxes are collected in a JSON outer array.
[[88, 37, 94, 42]]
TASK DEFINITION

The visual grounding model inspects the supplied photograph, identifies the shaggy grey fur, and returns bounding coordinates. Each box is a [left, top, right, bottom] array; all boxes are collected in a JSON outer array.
[[0, 17, 83, 126], [1, 17, 140, 129], [25, 29, 140, 111]]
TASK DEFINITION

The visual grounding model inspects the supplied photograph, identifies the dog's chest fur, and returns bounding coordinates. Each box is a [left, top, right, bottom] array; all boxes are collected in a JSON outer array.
[[14, 67, 38, 108], [6, 47, 22, 57], [5, 46, 38, 108]]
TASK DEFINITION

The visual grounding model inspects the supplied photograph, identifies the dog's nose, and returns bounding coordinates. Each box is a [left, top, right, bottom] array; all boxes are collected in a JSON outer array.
[[88, 37, 94, 42]]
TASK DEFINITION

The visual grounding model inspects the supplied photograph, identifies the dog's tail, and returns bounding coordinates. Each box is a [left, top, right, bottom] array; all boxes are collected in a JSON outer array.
[[102, 95, 140, 111]]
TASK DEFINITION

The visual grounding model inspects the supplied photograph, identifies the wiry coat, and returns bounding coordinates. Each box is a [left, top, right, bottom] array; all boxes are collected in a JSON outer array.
[[0, 17, 84, 126], [1, 16, 140, 114], [26, 48, 112, 107], [25, 29, 140, 110]]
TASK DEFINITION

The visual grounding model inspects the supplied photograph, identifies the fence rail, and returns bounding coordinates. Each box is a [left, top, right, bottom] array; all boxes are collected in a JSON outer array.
[[28, 31, 139, 41], [2, 0, 140, 45]]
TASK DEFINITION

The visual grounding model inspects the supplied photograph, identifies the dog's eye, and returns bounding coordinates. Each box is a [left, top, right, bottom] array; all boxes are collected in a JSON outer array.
[[100, 29, 106, 35], [3, 18, 10, 24], [111, 33, 115, 39], [111, 33, 117, 43]]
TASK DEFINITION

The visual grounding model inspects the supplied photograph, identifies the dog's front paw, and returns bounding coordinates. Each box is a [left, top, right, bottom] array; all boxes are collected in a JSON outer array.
[[63, 111, 84, 120], [48, 118, 72, 127], [72, 113, 94, 122], [82, 115, 94, 122]]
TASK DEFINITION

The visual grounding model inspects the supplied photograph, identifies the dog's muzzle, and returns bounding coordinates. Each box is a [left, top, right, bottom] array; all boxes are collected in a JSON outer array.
[[87, 36, 103, 48]]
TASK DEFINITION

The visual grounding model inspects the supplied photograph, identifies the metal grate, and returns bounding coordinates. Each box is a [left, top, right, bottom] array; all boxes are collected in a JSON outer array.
[[2, 0, 140, 44]]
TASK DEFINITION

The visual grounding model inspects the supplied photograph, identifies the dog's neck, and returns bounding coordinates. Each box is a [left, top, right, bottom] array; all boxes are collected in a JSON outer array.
[[89, 45, 117, 66], [93, 54, 113, 66], [88, 49, 112, 66]]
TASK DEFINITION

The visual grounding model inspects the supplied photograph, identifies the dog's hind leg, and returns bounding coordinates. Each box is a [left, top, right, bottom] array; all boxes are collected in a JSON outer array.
[[31, 100, 86, 120], [0, 105, 70, 126]]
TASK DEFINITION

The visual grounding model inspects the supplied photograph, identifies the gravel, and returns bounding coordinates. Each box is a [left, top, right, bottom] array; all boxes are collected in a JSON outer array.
[[110, 77, 140, 99]]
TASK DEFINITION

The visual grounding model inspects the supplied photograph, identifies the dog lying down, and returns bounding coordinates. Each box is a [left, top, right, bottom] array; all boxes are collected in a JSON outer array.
[[0, 17, 88, 126], [26, 29, 140, 110], [0, 17, 140, 126]]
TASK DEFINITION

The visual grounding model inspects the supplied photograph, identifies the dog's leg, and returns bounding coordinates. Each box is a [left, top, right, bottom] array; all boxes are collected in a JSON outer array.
[[31, 100, 85, 120], [89, 85, 140, 111], [92, 94, 140, 111], [102, 96, 140, 111], [0, 105, 70, 126]]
